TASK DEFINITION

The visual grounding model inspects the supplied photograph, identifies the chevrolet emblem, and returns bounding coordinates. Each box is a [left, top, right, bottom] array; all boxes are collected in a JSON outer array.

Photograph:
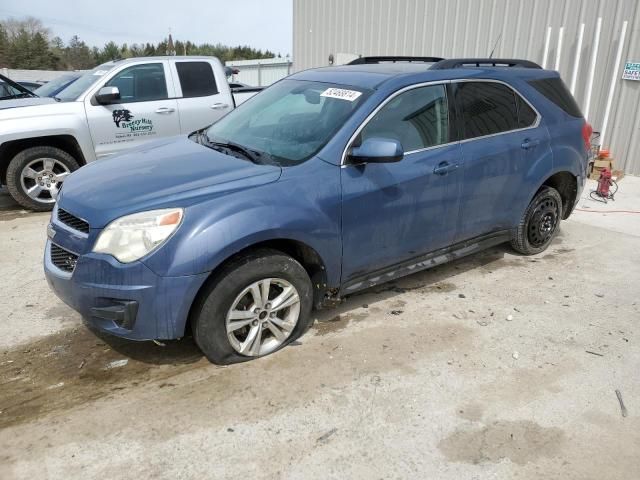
[[47, 224, 56, 240]]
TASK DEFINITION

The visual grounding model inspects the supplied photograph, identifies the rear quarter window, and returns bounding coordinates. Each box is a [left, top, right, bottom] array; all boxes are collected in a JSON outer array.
[[528, 77, 582, 118]]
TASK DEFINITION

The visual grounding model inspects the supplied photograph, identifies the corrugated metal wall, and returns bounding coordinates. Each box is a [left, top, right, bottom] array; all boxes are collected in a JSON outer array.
[[293, 0, 640, 174]]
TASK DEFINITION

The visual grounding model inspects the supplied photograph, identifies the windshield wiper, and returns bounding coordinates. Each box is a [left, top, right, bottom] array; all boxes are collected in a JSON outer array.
[[190, 130, 273, 164], [207, 138, 271, 165]]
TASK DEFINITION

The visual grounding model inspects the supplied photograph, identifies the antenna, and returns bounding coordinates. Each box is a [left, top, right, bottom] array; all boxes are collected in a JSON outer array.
[[489, 33, 502, 59]]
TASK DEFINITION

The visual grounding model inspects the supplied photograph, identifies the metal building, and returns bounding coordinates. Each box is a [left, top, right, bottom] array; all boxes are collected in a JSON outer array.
[[293, 0, 640, 175]]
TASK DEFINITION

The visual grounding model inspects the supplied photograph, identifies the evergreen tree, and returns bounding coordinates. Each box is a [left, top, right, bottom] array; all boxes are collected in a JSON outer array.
[[7, 28, 31, 68], [65, 35, 94, 69], [0, 24, 8, 67], [30, 32, 52, 68], [0, 16, 283, 70], [143, 42, 156, 56], [102, 41, 120, 61]]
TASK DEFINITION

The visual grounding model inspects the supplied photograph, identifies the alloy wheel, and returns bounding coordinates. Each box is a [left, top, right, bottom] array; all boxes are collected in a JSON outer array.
[[225, 278, 301, 357], [19, 158, 70, 204]]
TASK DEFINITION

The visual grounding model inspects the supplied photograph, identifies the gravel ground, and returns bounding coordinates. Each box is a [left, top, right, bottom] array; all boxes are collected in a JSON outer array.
[[0, 179, 638, 479]]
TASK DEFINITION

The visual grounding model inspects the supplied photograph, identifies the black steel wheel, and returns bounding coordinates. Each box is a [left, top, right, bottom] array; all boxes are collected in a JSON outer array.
[[511, 186, 563, 255]]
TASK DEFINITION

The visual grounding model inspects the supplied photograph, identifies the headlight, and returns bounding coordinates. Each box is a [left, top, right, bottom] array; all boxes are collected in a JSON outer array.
[[93, 208, 183, 263]]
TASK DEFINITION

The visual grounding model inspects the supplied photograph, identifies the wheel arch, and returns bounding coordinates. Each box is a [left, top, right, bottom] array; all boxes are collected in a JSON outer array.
[[0, 135, 86, 185], [538, 171, 578, 219], [184, 238, 331, 337]]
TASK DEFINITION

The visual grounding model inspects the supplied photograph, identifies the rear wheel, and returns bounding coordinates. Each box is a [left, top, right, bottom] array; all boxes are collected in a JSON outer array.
[[6, 146, 79, 211], [511, 186, 562, 255], [191, 249, 313, 364]]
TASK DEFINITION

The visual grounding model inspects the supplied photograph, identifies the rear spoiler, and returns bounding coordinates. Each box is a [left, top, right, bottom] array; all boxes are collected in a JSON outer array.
[[0, 73, 39, 97]]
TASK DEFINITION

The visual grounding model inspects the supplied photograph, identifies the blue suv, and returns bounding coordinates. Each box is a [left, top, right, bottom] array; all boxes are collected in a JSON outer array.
[[44, 58, 592, 364]]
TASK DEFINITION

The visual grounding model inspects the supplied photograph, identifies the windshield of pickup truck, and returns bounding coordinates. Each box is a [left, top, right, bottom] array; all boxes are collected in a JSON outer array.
[[55, 64, 114, 101], [206, 79, 369, 165], [34, 73, 81, 98]]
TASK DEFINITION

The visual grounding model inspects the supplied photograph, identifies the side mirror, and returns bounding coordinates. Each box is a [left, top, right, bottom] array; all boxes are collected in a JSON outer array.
[[95, 86, 120, 104], [348, 137, 404, 164]]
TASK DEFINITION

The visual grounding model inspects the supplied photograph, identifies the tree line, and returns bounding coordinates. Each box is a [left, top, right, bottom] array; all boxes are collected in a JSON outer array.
[[0, 16, 278, 71]]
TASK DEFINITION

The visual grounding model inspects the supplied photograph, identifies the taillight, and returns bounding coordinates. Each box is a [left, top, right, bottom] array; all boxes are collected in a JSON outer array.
[[582, 122, 593, 151]]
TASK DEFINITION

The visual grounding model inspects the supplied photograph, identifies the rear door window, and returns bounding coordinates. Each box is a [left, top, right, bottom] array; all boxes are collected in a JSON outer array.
[[176, 61, 218, 97], [528, 77, 582, 117], [360, 84, 449, 151], [457, 82, 519, 139]]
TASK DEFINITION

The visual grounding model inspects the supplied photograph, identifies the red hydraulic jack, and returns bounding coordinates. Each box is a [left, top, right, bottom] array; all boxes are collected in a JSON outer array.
[[590, 167, 618, 203]]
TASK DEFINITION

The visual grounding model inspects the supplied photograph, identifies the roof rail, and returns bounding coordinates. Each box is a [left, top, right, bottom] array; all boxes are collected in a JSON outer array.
[[430, 58, 542, 70], [348, 56, 444, 65]]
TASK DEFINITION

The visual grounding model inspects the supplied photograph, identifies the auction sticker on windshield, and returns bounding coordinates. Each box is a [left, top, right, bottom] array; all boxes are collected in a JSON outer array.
[[321, 88, 362, 101]]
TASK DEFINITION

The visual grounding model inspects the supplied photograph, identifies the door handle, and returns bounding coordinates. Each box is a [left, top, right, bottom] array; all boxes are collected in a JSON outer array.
[[433, 161, 459, 175], [210, 103, 229, 110], [521, 138, 540, 150], [155, 107, 175, 114]]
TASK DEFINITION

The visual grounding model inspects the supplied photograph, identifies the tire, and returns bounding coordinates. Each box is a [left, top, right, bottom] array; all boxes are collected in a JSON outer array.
[[510, 186, 563, 255], [191, 248, 314, 365], [6, 146, 80, 211]]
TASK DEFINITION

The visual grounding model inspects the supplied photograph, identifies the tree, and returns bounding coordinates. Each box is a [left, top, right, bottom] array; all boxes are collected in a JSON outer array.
[[0, 15, 283, 70], [65, 35, 93, 69], [102, 41, 120, 61], [7, 28, 31, 68], [129, 43, 143, 57], [1, 16, 49, 39], [143, 42, 156, 56], [0, 24, 8, 67], [30, 32, 53, 68]]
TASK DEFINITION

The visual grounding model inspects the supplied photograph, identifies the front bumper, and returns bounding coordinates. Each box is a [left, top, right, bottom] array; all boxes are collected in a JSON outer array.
[[44, 240, 209, 340]]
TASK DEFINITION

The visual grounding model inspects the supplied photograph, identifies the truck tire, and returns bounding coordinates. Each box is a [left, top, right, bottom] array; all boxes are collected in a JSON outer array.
[[511, 186, 563, 255], [6, 146, 80, 212], [191, 248, 314, 365]]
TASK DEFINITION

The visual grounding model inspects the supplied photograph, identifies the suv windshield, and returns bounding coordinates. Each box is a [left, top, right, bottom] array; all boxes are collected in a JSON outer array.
[[206, 79, 369, 165], [0, 82, 23, 99], [55, 63, 114, 101]]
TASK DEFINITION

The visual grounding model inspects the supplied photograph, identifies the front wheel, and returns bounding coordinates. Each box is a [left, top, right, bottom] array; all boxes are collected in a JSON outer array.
[[511, 186, 563, 255], [191, 249, 313, 364], [6, 146, 80, 211]]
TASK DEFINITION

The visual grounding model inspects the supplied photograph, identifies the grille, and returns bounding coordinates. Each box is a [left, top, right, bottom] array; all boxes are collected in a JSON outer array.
[[57, 208, 89, 234], [51, 244, 78, 273]]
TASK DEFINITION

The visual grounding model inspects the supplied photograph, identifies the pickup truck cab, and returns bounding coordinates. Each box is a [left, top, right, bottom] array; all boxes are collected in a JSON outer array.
[[44, 58, 591, 364], [0, 56, 259, 210]]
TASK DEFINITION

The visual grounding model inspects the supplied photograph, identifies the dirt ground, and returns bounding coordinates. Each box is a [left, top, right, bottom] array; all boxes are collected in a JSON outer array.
[[0, 179, 639, 479]]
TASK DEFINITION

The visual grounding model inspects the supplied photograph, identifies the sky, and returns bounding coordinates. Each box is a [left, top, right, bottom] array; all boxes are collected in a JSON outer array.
[[0, 0, 293, 55]]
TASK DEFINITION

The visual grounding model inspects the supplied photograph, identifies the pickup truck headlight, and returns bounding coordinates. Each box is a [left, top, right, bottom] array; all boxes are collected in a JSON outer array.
[[93, 208, 183, 263]]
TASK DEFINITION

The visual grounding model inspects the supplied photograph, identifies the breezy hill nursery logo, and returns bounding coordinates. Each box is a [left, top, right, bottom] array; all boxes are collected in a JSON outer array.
[[112, 109, 154, 133]]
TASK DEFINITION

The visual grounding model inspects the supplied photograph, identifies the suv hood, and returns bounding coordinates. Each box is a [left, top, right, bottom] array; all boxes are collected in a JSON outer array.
[[59, 137, 282, 228]]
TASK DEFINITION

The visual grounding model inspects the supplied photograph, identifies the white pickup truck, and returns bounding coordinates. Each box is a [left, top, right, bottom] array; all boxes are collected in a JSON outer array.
[[0, 56, 262, 210]]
